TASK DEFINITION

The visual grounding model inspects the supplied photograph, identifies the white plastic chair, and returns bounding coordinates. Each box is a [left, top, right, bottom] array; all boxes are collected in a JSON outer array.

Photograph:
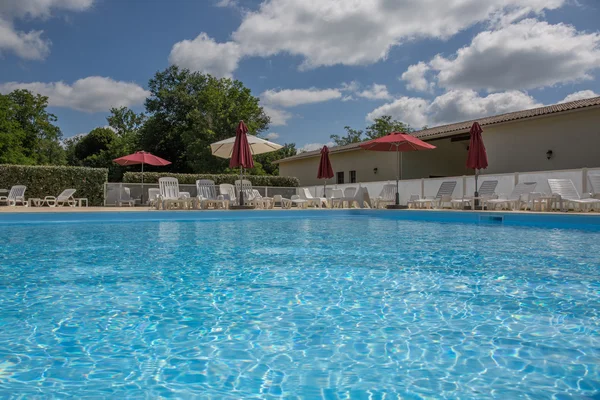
[[45, 188, 77, 207], [147, 188, 160, 208], [548, 179, 600, 212], [346, 187, 372, 209], [196, 180, 228, 209], [117, 187, 136, 207], [219, 184, 237, 205], [158, 177, 190, 210], [375, 184, 397, 209], [451, 180, 498, 209], [329, 189, 344, 208], [413, 181, 457, 209], [0, 185, 27, 206], [483, 182, 537, 211], [588, 175, 600, 199], [300, 188, 327, 208]]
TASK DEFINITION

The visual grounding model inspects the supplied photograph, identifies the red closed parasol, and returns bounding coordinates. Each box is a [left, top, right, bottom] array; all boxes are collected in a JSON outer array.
[[466, 122, 488, 203]]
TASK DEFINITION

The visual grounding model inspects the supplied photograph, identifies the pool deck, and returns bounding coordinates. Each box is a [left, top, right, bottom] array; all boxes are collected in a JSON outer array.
[[0, 206, 597, 216]]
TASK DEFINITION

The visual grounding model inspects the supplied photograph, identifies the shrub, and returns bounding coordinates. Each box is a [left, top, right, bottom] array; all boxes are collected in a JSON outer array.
[[0, 164, 108, 206], [123, 172, 300, 187]]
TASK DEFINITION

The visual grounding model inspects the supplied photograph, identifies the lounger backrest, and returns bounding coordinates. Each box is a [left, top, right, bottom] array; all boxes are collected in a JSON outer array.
[[196, 179, 217, 200], [301, 188, 314, 200], [548, 179, 580, 200], [478, 180, 498, 196], [379, 184, 397, 201], [435, 181, 456, 199], [354, 187, 372, 208], [588, 174, 600, 195], [120, 187, 132, 201], [57, 188, 76, 200], [331, 189, 343, 198], [344, 187, 357, 198], [8, 185, 26, 200], [219, 184, 236, 202], [509, 182, 537, 200], [235, 179, 252, 193], [159, 177, 180, 200]]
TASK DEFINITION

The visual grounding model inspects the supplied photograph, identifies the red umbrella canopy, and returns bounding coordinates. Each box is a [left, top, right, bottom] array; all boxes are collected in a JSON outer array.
[[466, 122, 488, 170], [317, 145, 334, 179], [360, 132, 436, 152], [229, 121, 255, 169], [113, 151, 171, 166]]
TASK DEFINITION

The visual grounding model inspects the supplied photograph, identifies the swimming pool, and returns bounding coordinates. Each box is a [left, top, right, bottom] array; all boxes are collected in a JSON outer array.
[[1, 211, 599, 398]]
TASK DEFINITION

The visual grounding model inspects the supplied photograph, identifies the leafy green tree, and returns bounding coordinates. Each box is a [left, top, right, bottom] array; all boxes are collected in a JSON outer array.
[[330, 126, 364, 146], [0, 90, 65, 165], [106, 106, 146, 138], [140, 66, 270, 173], [364, 115, 413, 140], [0, 94, 31, 164]]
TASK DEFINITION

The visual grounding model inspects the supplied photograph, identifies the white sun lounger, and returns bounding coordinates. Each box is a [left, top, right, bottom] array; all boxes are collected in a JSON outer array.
[[147, 188, 160, 207], [328, 188, 344, 208], [300, 188, 327, 208], [413, 181, 457, 209], [45, 188, 77, 207], [345, 187, 372, 209], [196, 180, 228, 209], [291, 195, 308, 209], [482, 182, 537, 210], [117, 187, 136, 207], [588, 174, 600, 199], [158, 177, 192, 210], [219, 184, 237, 205], [451, 180, 498, 209], [0, 185, 27, 206], [374, 184, 397, 209], [548, 179, 600, 212], [273, 194, 292, 209], [334, 187, 357, 208]]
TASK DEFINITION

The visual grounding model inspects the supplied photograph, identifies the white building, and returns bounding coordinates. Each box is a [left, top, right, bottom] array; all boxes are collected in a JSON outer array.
[[276, 97, 600, 187]]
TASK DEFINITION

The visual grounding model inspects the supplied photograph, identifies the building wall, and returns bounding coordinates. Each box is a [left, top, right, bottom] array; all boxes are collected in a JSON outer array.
[[279, 107, 600, 186]]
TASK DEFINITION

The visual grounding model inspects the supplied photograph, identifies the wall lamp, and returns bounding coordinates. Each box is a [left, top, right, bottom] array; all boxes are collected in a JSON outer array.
[[546, 150, 553, 160], [373, 167, 378, 174]]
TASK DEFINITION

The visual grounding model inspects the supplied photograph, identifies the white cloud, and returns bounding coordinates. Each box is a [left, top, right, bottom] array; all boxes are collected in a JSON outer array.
[[0, 0, 94, 60], [430, 19, 600, 91], [265, 132, 280, 140], [231, 0, 564, 69], [367, 90, 541, 127], [367, 96, 430, 128], [298, 141, 334, 153], [341, 95, 355, 102], [169, 33, 241, 78], [341, 81, 360, 93], [263, 106, 292, 126], [559, 90, 599, 103], [0, 77, 150, 113], [261, 88, 342, 107], [401, 62, 433, 92], [357, 83, 392, 100]]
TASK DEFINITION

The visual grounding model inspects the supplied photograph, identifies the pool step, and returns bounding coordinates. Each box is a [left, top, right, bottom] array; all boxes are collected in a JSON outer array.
[[478, 214, 505, 224]]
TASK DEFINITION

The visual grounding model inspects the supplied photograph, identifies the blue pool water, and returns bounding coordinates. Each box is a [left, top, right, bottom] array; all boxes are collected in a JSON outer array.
[[0, 211, 599, 398]]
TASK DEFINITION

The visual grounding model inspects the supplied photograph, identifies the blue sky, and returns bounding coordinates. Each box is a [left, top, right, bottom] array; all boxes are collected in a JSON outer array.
[[1, 0, 599, 152]]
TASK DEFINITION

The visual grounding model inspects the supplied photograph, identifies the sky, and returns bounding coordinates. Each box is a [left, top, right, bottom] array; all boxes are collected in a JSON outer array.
[[1, 0, 599, 152]]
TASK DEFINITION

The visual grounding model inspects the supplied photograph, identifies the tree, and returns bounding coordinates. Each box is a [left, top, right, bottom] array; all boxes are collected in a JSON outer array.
[[364, 115, 413, 140], [106, 106, 146, 138], [330, 126, 364, 146], [139, 66, 270, 173], [0, 94, 30, 164], [0, 90, 65, 165]]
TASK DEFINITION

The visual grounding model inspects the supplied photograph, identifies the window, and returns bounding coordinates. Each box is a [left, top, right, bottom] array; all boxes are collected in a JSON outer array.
[[350, 170, 356, 183], [336, 171, 344, 184]]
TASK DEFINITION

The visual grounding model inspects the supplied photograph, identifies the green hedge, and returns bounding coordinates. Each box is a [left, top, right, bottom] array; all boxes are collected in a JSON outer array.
[[123, 172, 300, 187], [0, 164, 108, 206]]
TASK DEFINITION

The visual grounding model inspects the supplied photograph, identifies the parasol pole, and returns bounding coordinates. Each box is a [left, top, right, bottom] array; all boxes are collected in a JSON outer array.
[[395, 147, 399, 205], [141, 162, 144, 206]]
